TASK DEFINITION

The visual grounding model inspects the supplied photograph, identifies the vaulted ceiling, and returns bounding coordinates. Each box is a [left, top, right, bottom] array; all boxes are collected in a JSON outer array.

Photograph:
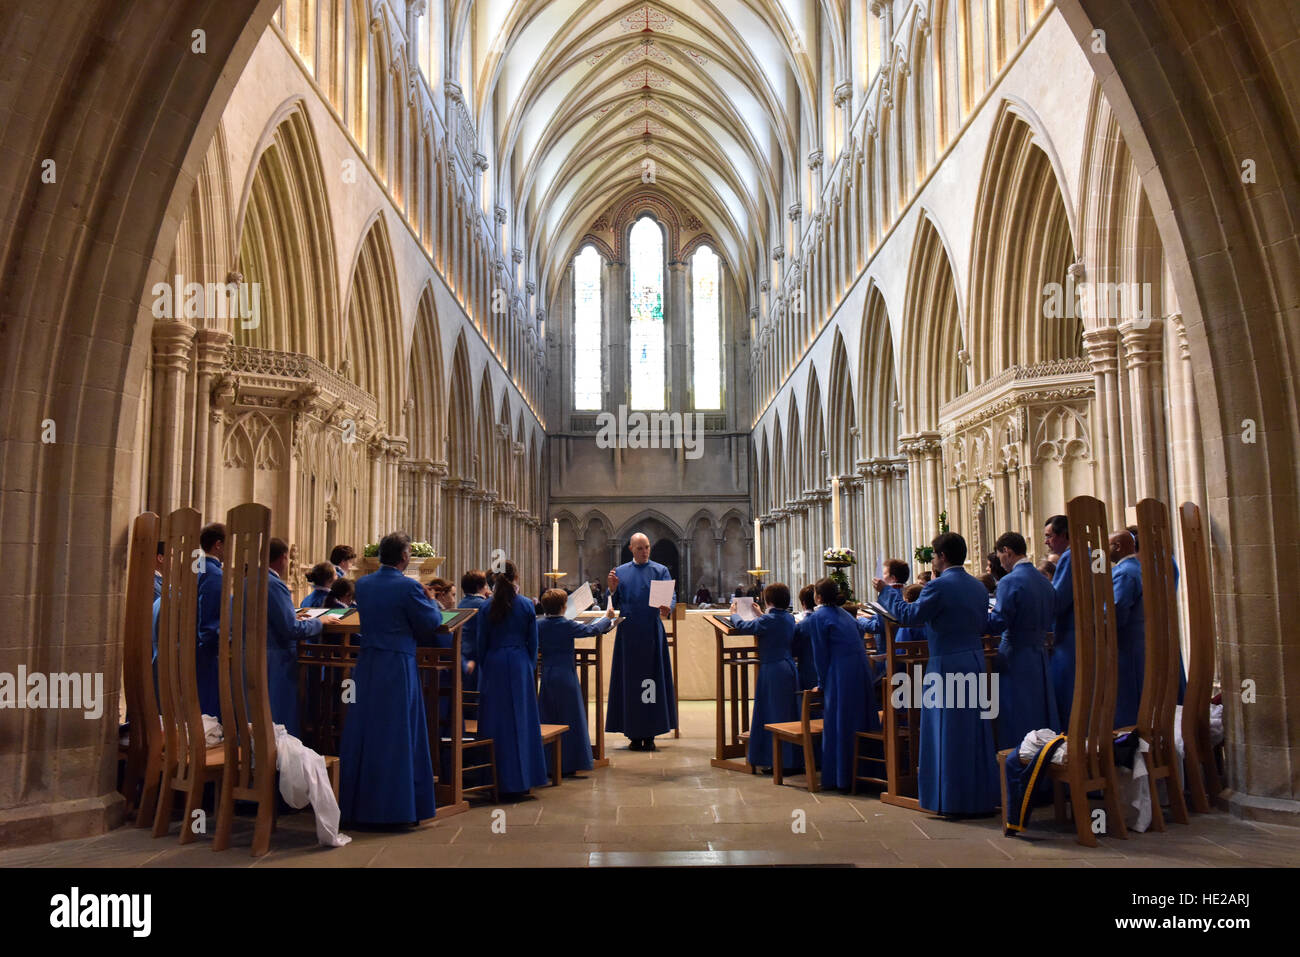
[[459, 0, 836, 303]]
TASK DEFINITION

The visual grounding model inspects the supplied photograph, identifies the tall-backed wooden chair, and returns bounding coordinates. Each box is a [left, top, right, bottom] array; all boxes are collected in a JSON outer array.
[[853, 620, 891, 794], [665, 601, 684, 738], [120, 512, 161, 824], [153, 507, 226, 842], [213, 503, 278, 856], [459, 690, 500, 803], [1046, 495, 1129, 846], [1127, 499, 1190, 829], [1178, 501, 1224, 812], [767, 689, 824, 792]]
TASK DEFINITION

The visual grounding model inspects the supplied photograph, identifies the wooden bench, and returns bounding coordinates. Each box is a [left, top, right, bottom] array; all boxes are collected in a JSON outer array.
[[766, 690, 823, 792], [539, 724, 569, 787]]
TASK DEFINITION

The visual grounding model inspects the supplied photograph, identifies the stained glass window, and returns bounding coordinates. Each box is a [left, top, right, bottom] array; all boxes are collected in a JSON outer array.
[[573, 245, 602, 410], [629, 217, 666, 410], [692, 245, 721, 409]]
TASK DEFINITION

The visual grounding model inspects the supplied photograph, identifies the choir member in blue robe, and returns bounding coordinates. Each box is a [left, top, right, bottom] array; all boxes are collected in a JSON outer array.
[[457, 569, 491, 692], [728, 583, 802, 771], [875, 532, 998, 815], [153, 540, 164, 601], [605, 533, 677, 750], [1127, 525, 1186, 705], [792, 585, 820, 691], [860, 584, 926, 668], [151, 595, 161, 708], [986, 532, 1059, 749], [266, 539, 324, 738], [1044, 515, 1076, 726], [326, 578, 354, 609], [299, 562, 335, 609], [329, 544, 356, 583], [476, 561, 550, 793], [194, 523, 225, 717], [339, 533, 441, 825], [805, 579, 880, 790], [537, 589, 615, 775], [1109, 531, 1145, 728]]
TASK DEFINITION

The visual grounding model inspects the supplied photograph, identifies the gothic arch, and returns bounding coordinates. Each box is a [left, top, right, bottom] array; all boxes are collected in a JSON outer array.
[[901, 212, 968, 435], [342, 212, 405, 429]]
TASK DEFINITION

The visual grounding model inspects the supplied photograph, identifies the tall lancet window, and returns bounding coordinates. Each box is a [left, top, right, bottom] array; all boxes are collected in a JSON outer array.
[[573, 245, 603, 410], [691, 245, 721, 409], [629, 216, 666, 410]]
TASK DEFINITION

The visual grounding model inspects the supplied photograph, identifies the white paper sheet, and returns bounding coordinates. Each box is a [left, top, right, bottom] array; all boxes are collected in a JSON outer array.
[[648, 578, 675, 609], [300, 607, 329, 618], [565, 582, 594, 619], [733, 596, 757, 621]]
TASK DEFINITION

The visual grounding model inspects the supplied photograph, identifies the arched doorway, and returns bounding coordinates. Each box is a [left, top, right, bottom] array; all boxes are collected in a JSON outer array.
[[619, 517, 682, 597]]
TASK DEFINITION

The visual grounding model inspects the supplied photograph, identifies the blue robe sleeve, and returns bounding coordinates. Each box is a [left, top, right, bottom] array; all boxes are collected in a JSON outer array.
[[1054, 553, 1074, 616], [527, 606, 540, 663], [728, 614, 762, 634], [573, 616, 614, 637], [1112, 564, 1140, 629], [878, 581, 942, 628], [403, 581, 445, 643], [988, 579, 1017, 656], [268, 579, 323, 646]]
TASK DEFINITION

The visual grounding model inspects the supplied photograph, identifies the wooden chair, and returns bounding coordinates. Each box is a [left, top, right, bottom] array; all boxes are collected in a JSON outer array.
[[152, 507, 226, 843], [852, 622, 892, 794], [119, 512, 162, 824], [1178, 501, 1225, 812], [212, 503, 278, 856], [767, 689, 823, 792], [1126, 498, 1190, 829], [539, 724, 570, 787], [460, 690, 500, 802], [1049, 495, 1129, 845], [664, 601, 684, 738]]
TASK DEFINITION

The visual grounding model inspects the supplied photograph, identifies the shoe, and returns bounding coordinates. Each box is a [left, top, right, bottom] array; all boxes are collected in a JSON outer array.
[[628, 738, 644, 751], [644, 738, 657, 751]]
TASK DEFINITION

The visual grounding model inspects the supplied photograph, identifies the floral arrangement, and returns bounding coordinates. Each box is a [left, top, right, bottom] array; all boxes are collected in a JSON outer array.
[[363, 542, 379, 558], [822, 546, 857, 565], [409, 541, 436, 558]]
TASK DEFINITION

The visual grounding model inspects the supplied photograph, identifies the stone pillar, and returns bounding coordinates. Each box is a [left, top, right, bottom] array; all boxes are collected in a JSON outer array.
[[668, 260, 688, 410], [1083, 326, 1124, 526], [714, 534, 725, 591], [191, 329, 230, 515], [148, 320, 195, 515], [605, 261, 628, 408], [1120, 318, 1168, 502]]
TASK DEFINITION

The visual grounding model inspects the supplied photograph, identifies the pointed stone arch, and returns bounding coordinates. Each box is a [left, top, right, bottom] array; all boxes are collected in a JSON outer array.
[[343, 212, 405, 429], [901, 212, 968, 436], [235, 99, 340, 361]]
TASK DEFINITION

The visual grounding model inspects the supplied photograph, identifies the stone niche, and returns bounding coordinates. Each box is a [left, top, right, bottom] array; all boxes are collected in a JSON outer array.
[[939, 358, 1096, 562]]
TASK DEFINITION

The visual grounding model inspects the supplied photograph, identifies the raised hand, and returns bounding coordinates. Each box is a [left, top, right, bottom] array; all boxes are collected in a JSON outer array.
[[607, 568, 619, 591], [872, 577, 888, 593]]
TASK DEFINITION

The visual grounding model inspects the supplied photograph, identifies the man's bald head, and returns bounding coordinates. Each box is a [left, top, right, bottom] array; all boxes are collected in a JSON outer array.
[[1108, 530, 1136, 563], [629, 532, 651, 564]]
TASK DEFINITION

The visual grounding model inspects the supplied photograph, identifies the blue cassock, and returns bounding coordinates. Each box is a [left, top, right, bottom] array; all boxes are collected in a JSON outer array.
[[194, 556, 223, 717], [606, 560, 678, 739], [986, 561, 1059, 750], [729, 608, 802, 769], [791, 615, 820, 690], [339, 565, 440, 824], [477, 593, 550, 792], [805, 604, 879, 790], [151, 596, 161, 709], [300, 587, 329, 609], [267, 569, 323, 738], [879, 567, 999, 815], [1112, 556, 1145, 728], [537, 614, 614, 774], [457, 593, 489, 692], [153, 571, 162, 602], [1050, 548, 1075, 727]]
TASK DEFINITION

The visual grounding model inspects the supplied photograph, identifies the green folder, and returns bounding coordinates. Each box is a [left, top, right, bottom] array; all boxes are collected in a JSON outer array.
[[440, 610, 458, 626]]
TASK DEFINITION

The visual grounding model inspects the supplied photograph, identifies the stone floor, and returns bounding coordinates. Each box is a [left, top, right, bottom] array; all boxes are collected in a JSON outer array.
[[5, 703, 1297, 867]]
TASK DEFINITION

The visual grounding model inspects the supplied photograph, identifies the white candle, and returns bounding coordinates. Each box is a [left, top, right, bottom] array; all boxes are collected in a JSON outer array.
[[753, 518, 761, 568], [831, 476, 841, 550], [552, 518, 559, 571]]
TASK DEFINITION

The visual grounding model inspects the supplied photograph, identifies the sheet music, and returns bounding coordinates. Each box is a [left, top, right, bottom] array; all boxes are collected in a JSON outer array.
[[299, 607, 329, 619], [733, 596, 758, 621], [565, 582, 594, 619], [648, 578, 675, 608], [868, 600, 898, 623]]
